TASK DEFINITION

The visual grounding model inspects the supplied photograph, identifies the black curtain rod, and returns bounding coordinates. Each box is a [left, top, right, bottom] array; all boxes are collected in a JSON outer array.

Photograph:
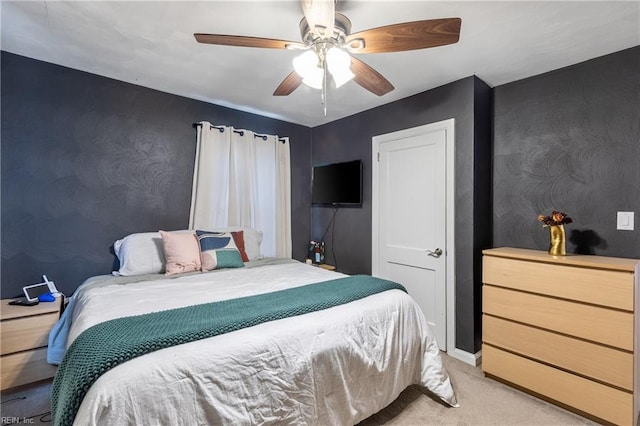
[[192, 122, 286, 142]]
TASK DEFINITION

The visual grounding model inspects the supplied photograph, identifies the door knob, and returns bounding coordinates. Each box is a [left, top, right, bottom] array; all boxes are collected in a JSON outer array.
[[426, 248, 443, 258]]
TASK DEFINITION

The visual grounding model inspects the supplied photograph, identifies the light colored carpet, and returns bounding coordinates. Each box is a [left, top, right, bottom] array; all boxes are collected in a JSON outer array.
[[360, 354, 598, 426], [1, 381, 52, 424], [1, 353, 598, 425]]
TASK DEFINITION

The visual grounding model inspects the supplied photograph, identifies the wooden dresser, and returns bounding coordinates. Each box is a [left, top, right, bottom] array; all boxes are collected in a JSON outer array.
[[1, 299, 61, 390], [482, 248, 639, 425]]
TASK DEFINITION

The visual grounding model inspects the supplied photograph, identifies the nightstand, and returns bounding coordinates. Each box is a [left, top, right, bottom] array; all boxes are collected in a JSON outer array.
[[1, 298, 61, 390]]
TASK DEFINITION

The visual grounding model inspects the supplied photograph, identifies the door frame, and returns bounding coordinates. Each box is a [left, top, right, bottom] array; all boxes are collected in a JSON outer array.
[[372, 118, 456, 355]]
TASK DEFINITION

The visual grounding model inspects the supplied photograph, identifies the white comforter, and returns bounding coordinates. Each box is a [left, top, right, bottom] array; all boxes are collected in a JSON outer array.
[[64, 261, 457, 425]]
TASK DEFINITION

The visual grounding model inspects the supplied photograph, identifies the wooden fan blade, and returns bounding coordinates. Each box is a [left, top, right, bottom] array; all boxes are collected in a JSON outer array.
[[350, 57, 394, 96], [346, 18, 461, 54], [194, 34, 300, 49], [273, 71, 303, 96]]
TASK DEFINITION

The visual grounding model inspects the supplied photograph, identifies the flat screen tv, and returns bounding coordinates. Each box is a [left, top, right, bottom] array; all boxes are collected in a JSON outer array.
[[312, 160, 362, 207]]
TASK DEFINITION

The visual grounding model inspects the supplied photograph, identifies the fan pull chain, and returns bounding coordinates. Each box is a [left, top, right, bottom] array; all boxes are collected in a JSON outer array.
[[322, 56, 328, 116]]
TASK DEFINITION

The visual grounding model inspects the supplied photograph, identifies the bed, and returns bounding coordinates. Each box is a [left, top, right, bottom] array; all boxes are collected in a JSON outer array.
[[48, 230, 457, 425]]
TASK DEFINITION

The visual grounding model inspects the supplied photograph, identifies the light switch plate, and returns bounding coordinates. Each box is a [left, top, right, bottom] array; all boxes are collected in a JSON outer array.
[[617, 211, 634, 231]]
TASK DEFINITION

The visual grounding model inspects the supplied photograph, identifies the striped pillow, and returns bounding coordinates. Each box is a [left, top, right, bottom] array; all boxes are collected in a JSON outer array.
[[195, 230, 245, 271]]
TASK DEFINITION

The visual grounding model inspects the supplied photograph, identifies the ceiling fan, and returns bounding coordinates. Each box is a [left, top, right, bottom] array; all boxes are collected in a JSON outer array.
[[195, 0, 461, 114]]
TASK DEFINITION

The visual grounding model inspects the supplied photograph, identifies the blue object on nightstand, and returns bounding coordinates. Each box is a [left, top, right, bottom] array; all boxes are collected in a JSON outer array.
[[38, 292, 56, 302]]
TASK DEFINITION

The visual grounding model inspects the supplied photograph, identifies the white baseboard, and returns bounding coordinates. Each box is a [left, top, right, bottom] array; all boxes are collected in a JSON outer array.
[[449, 348, 482, 366]]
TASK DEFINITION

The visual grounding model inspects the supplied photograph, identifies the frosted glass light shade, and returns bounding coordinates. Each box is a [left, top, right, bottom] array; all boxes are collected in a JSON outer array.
[[326, 47, 350, 70], [330, 67, 355, 88], [302, 67, 324, 89], [326, 47, 354, 88], [293, 50, 319, 78]]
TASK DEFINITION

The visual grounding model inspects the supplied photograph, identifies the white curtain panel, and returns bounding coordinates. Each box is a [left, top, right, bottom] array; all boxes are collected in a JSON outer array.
[[189, 124, 231, 228], [275, 137, 292, 258], [189, 122, 291, 258]]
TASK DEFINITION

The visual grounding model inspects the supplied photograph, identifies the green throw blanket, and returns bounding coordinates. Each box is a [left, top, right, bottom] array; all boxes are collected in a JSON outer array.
[[51, 275, 406, 425]]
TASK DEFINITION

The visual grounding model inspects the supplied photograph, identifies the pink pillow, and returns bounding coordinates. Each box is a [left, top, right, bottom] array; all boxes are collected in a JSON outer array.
[[159, 230, 201, 275]]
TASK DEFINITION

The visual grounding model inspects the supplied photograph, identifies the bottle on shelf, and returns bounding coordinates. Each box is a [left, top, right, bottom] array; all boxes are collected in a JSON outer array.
[[309, 240, 325, 264]]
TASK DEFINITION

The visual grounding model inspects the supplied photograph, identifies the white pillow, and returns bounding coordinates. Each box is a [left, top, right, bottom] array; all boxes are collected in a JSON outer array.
[[113, 232, 165, 276], [113, 230, 194, 276], [211, 227, 263, 260]]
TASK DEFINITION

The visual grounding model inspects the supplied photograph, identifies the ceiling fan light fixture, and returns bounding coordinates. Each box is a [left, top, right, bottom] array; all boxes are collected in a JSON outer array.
[[195, 4, 462, 105], [326, 47, 354, 88]]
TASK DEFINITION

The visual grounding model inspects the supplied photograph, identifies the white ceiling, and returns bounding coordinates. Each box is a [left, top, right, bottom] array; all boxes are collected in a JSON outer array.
[[2, 1, 638, 127]]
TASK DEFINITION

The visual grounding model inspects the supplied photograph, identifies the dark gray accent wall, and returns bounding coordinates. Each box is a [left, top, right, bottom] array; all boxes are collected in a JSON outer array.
[[1, 52, 312, 298], [493, 46, 640, 259], [310, 76, 493, 353]]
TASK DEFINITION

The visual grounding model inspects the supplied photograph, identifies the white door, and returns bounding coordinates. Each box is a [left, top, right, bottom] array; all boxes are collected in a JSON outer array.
[[372, 121, 452, 351]]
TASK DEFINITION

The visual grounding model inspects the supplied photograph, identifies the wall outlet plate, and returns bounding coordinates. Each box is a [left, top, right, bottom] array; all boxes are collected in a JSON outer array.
[[616, 211, 634, 231]]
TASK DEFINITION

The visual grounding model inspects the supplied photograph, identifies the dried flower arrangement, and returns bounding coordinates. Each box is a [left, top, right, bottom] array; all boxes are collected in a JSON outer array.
[[537, 211, 573, 227]]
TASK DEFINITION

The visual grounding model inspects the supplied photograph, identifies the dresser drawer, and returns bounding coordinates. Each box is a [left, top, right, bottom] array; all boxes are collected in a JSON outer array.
[[0, 347, 57, 390], [1, 312, 58, 355], [483, 285, 634, 350], [483, 345, 633, 425], [483, 256, 634, 310], [483, 315, 633, 390]]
